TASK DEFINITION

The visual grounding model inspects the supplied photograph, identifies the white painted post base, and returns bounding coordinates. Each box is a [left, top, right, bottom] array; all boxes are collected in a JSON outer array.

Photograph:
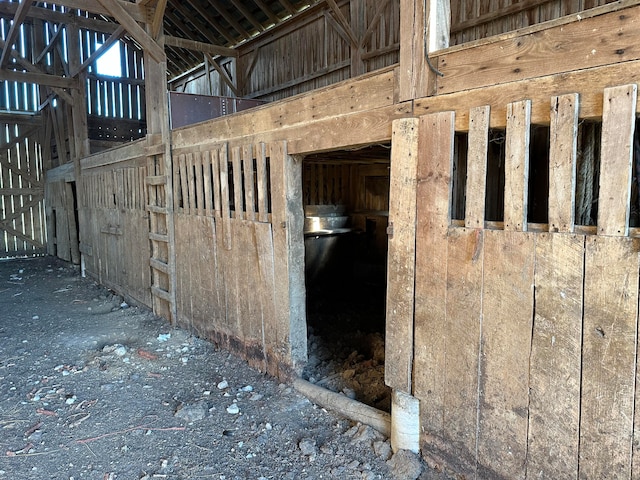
[[391, 389, 420, 453]]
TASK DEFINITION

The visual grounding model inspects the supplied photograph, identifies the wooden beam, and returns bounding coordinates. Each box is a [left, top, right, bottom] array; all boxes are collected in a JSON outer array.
[[72, 26, 125, 77], [165, 35, 238, 57], [205, 53, 239, 96], [38, 0, 146, 23], [0, 68, 77, 89], [360, 0, 391, 49], [224, 0, 265, 33], [0, 2, 121, 34], [150, 0, 167, 39], [34, 24, 64, 65], [326, 0, 359, 48], [0, 0, 33, 68], [253, 0, 280, 24], [96, 0, 165, 63], [0, 111, 41, 125], [207, 0, 252, 38]]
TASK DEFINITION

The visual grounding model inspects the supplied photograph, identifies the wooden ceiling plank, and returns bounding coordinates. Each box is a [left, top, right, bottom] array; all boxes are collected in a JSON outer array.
[[276, 0, 298, 16], [171, 1, 236, 45], [203, 0, 251, 38], [252, 0, 280, 24], [0, 0, 34, 69], [224, 0, 266, 33], [96, 0, 165, 62], [165, 35, 238, 57]]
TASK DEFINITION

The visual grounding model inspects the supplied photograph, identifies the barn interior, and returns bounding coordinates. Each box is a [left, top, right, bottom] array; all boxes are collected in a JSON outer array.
[[3, 0, 640, 478]]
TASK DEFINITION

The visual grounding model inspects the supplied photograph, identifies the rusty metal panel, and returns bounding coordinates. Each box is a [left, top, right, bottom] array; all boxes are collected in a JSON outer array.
[[169, 92, 266, 129]]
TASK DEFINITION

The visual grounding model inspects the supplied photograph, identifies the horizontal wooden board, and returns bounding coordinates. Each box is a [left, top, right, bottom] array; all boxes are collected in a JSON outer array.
[[436, 5, 640, 95], [415, 58, 640, 131]]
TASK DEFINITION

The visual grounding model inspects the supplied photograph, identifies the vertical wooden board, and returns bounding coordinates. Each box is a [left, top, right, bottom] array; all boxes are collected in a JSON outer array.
[[202, 150, 213, 216], [439, 227, 483, 477], [256, 143, 269, 223], [527, 232, 584, 480], [173, 215, 192, 325], [477, 229, 535, 480], [412, 111, 454, 431], [187, 152, 197, 212], [194, 151, 204, 216], [211, 148, 222, 218], [237, 221, 251, 345], [254, 221, 277, 374], [385, 117, 419, 393], [269, 141, 307, 370], [548, 94, 579, 233], [597, 84, 637, 237], [231, 146, 244, 220], [465, 105, 490, 229], [581, 235, 639, 479], [504, 99, 531, 232], [178, 154, 189, 214], [243, 144, 256, 221], [219, 145, 232, 250], [244, 222, 262, 344]]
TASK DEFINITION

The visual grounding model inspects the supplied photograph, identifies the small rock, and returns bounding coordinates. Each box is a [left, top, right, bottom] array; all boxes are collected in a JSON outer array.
[[226, 404, 240, 415], [174, 402, 207, 422], [240, 385, 253, 392], [352, 425, 384, 445], [386, 449, 423, 480], [298, 438, 317, 456], [342, 387, 357, 399], [157, 333, 171, 342], [374, 440, 392, 461], [217, 380, 229, 390]]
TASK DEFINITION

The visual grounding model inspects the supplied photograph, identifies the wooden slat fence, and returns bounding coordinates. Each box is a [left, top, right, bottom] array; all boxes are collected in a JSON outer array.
[[396, 82, 640, 479], [172, 141, 274, 370], [0, 123, 46, 258], [79, 140, 152, 307], [172, 139, 304, 377]]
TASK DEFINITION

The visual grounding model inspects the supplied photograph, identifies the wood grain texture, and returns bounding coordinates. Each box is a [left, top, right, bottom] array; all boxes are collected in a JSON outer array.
[[504, 100, 531, 232], [527, 232, 584, 479], [465, 105, 490, 229], [438, 227, 483, 477], [413, 112, 454, 433], [384, 117, 419, 393], [477, 229, 535, 480], [597, 84, 637, 236], [548, 94, 578, 233], [580, 235, 639, 479], [436, 5, 640, 95]]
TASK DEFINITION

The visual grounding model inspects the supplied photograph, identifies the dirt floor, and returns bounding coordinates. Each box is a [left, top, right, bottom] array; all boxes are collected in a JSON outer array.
[[0, 256, 432, 480]]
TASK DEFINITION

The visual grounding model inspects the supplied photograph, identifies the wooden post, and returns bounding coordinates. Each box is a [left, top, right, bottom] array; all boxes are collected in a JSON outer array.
[[398, 0, 450, 101], [269, 141, 306, 376]]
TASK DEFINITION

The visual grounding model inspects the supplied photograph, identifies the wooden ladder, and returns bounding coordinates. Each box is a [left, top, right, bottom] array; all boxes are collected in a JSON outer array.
[[145, 134, 176, 322]]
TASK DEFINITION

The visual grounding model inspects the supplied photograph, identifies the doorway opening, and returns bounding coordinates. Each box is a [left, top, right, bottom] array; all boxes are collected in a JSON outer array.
[[301, 144, 392, 412]]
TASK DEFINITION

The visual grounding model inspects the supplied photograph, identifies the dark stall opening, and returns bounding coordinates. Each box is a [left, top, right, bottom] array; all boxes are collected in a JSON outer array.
[[301, 145, 392, 412]]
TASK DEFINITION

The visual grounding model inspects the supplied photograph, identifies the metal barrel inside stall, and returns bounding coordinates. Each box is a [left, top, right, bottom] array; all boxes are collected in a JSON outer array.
[[303, 205, 355, 290]]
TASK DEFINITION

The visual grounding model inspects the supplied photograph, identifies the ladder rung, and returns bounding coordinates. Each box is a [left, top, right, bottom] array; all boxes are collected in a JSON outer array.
[[151, 286, 172, 302], [147, 205, 168, 214], [146, 143, 165, 157], [145, 175, 167, 185], [150, 258, 169, 274], [149, 232, 169, 242]]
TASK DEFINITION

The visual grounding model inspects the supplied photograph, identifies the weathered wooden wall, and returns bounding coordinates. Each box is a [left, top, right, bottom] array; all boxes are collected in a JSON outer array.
[[402, 83, 640, 480], [170, 0, 400, 102], [77, 140, 152, 307], [450, 0, 618, 44], [0, 121, 46, 258], [171, 139, 305, 377]]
